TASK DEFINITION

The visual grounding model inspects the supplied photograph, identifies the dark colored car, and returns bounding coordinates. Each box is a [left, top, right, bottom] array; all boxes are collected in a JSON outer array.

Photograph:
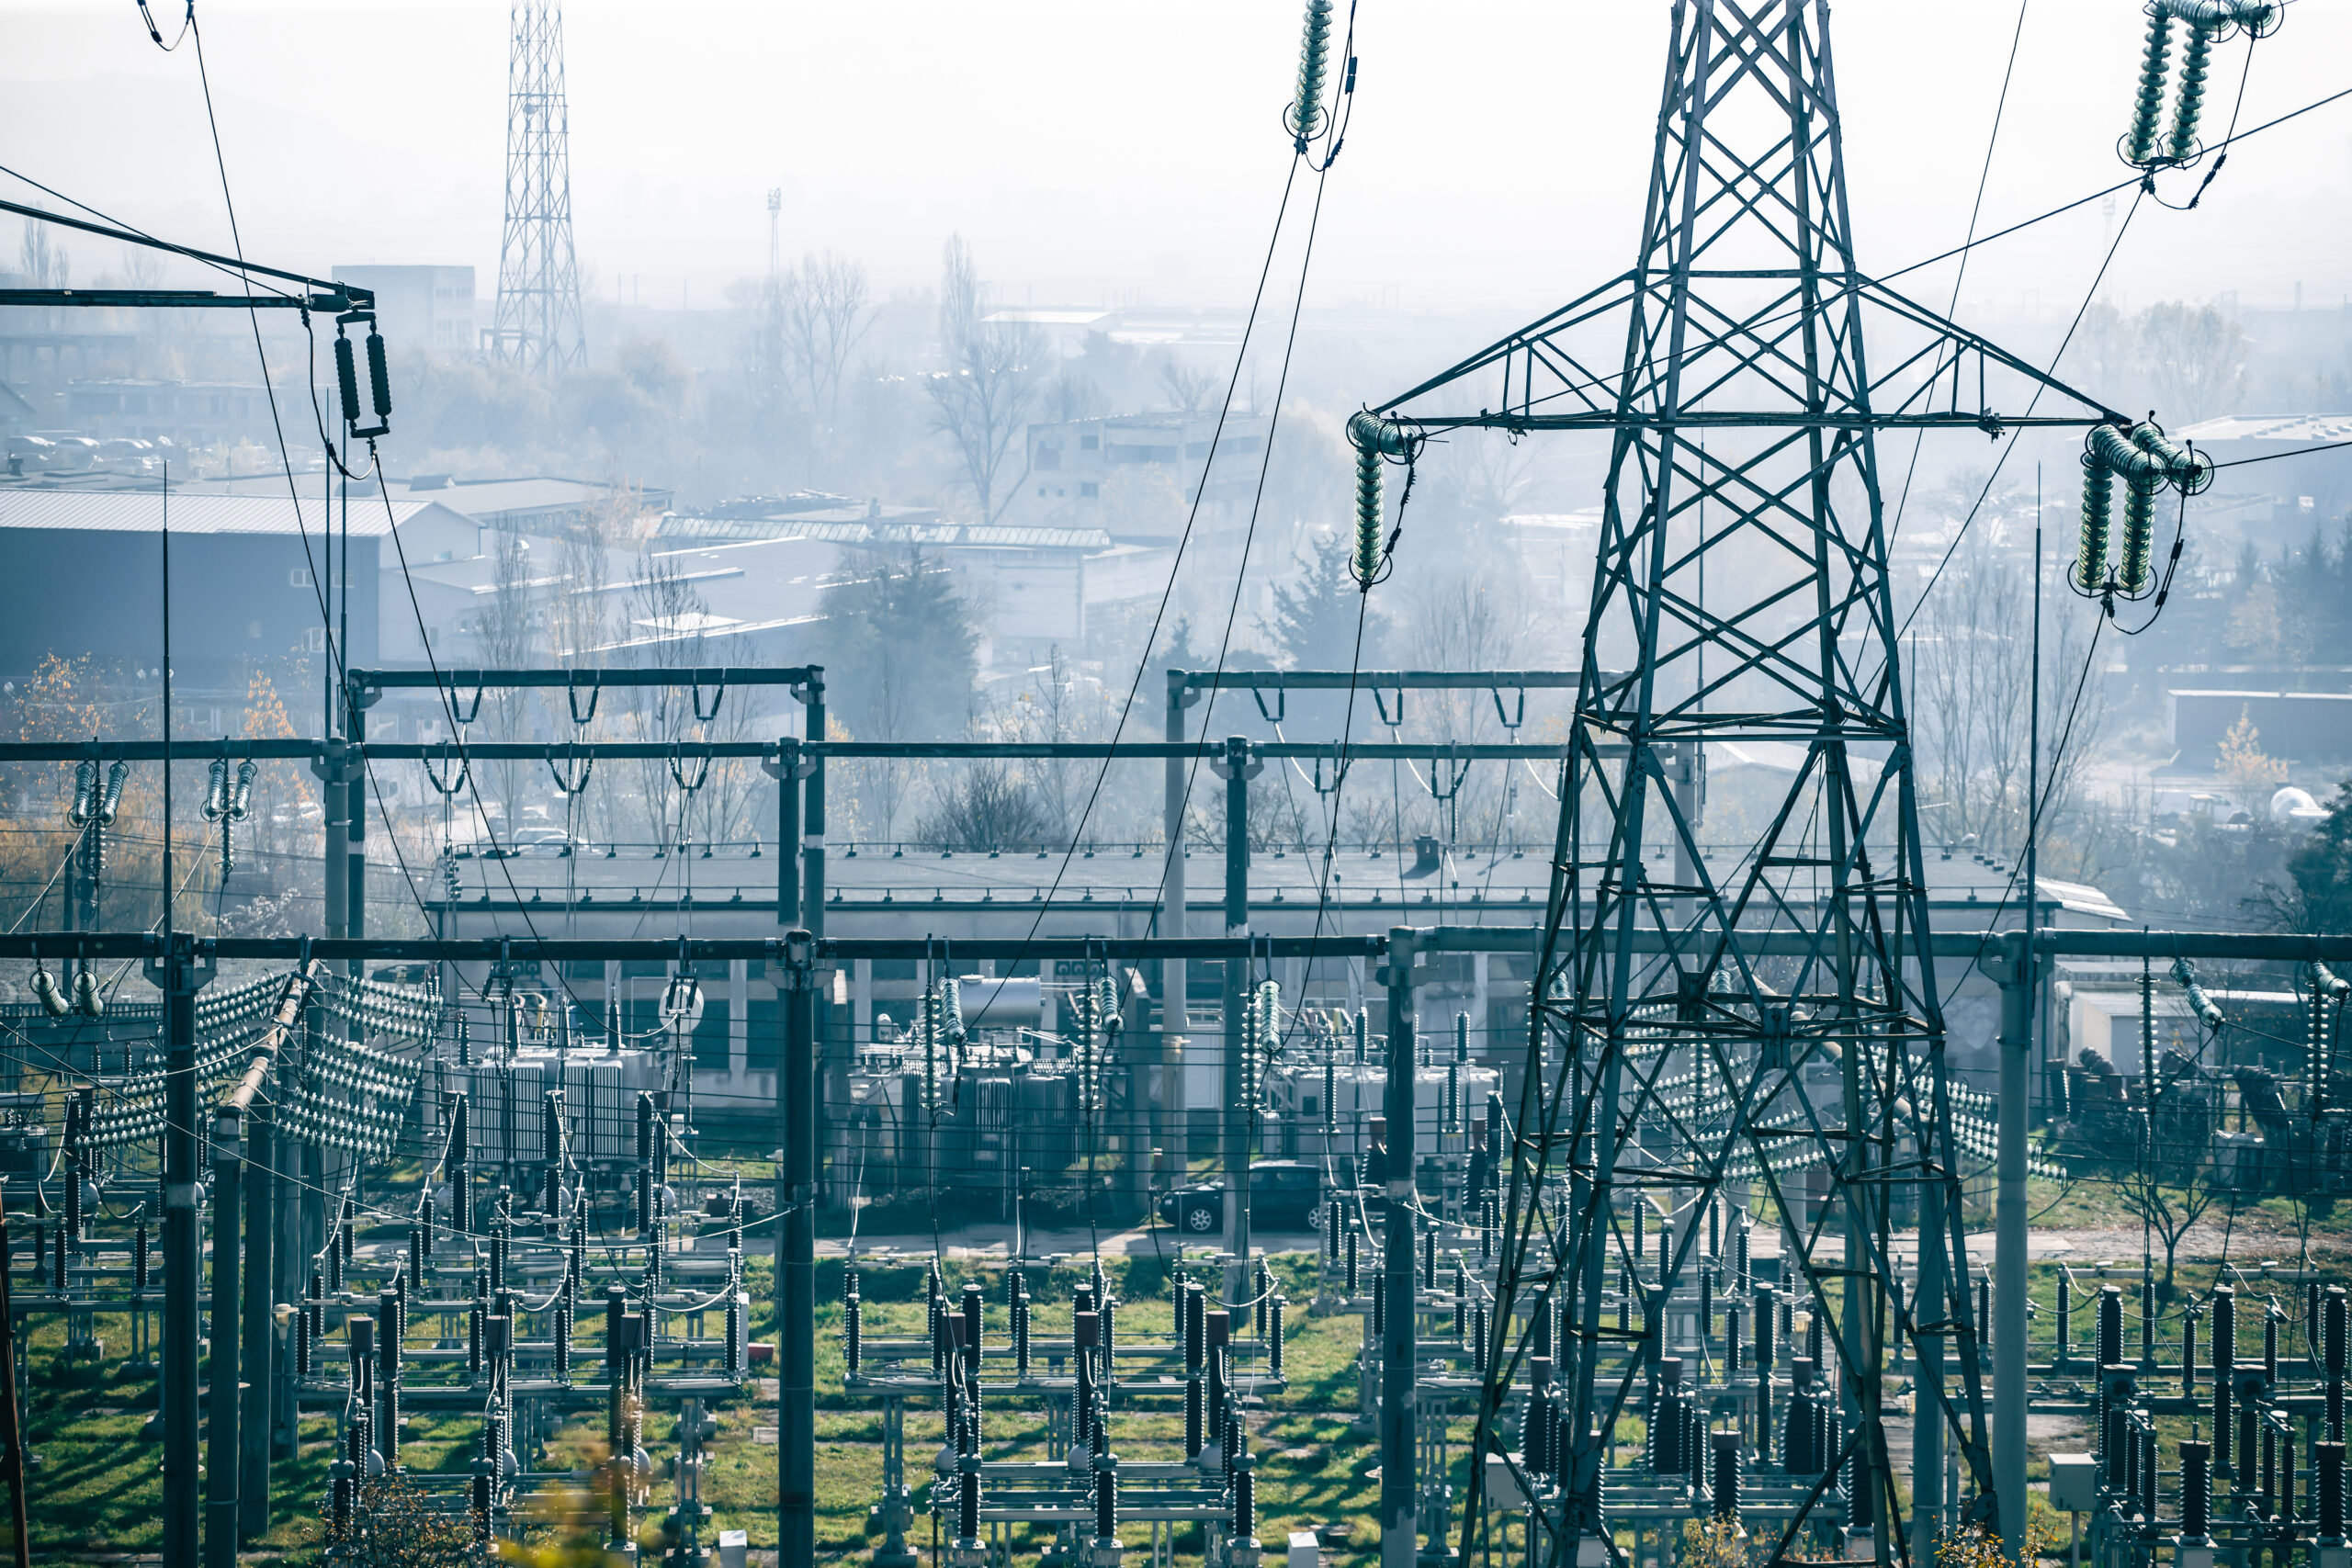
[[1157, 1160, 1328, 1234]]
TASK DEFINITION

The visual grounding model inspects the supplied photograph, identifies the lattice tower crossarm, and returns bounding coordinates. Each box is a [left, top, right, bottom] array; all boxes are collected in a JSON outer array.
[[1341, 2, 2191, 1563], [492, 0, 587, 375]]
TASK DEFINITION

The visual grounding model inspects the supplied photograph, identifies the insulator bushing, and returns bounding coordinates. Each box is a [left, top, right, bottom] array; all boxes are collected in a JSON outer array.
[[1344, 1226, 1359, 1293], [2266, 1416, 2282, 1517], [2326, 1285, 2346, 1380], [2099, 1285, 2124, 1368], [1784, 1364, 1820, 1475], [1269, 1294, 1286, 1379], [2183, 1436, 2213, 1538], [1013, 1285, 1030, 1380], [334, 332, 362, 422], [844, 1283, 863, 1376], [1712, 1428, 1742, 1522], [956, 1456, 981, 1542], [365, 327, 392, 422], [2324, 1439, 2347, 1538], [1525, 1359, 1552, 1474], [133, 1218, 149, 1292], [553, 1299, 571, 1382], [1184, 1375, 1204, 1459]]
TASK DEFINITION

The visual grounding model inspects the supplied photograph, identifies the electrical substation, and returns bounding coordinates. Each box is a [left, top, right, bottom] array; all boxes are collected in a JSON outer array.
[[3, 0, 2351, 1565]]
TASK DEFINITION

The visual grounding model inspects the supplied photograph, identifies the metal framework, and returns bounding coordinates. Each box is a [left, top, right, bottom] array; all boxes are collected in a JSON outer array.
[[1351, 4, 2141, 1565], [490, 0, 587, 376]]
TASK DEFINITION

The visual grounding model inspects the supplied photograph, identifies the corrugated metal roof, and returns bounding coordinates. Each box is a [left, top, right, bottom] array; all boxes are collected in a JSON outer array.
[[650, 515, 1112, 551], [2177, 414, 2352, 444], [0, 490, 436, 536]]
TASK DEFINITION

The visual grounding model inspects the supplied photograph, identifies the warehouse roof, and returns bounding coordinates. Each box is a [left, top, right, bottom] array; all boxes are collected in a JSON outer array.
[[0, 489, 445, 536], [2177, 414, 2352, 444]]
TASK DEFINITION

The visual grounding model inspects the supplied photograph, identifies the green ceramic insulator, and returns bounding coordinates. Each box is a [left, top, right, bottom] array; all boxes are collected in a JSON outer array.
[[1287, 0, 1334, 146], [2075, 449, 2114, 593], [2126, 7, 2175, 164], [2167, 20, 2214, 163]]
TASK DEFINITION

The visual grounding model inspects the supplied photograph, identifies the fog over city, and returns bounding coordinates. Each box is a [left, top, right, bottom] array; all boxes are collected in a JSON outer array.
[[1, 5, 2351, 1557]]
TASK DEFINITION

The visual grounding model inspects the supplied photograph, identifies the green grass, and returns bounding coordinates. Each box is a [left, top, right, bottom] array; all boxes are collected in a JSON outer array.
[[18, 1201, 2350, 1563]]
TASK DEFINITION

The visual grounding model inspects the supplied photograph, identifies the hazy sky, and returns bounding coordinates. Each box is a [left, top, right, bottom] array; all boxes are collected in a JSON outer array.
[[3, 1, 2346, 323]]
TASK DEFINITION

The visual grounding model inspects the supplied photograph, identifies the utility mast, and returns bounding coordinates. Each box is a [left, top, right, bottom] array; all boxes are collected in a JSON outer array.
[[491, 1, 587, 375], [1350, 2, 2202, 1563]]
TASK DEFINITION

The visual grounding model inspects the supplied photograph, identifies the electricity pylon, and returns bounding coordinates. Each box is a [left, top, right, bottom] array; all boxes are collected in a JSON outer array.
[[1351, 2, 2196, 1563], [491, 1, 587, 376]]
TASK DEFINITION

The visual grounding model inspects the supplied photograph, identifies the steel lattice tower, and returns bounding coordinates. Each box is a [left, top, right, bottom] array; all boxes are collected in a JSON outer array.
[[1352, 2, 2163, 1562], [491, 1, 586, 376]]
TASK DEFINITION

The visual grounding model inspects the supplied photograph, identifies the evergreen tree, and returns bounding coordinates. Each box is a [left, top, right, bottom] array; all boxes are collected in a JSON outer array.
[[2290, 778, 2352, 933], [810, 546, 979, 742], [1261, 546, 1372, 671]]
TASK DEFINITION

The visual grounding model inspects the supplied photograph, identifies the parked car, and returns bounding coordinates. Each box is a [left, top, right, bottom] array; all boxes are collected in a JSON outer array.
[[1157, 1160, 1327, 1234]]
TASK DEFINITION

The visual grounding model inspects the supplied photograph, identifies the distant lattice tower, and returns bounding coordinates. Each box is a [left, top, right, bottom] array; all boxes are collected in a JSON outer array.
[[491, 1, 586, 375]]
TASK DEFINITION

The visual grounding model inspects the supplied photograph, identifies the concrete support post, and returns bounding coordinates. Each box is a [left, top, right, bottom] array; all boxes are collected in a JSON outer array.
[[1985, 931, 2033, 1565], [1382, 927, 1420, 1568], [150, 937, 209, 1568], [1914, 1168, 1946, 1568], [205, 1111, 242, 1568], [240, 1105, 275, 1538]]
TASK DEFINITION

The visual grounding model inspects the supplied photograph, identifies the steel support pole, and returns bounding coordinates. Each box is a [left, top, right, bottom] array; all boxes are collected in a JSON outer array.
[[153, 938, 208, 1568], [772, 737, 800, 927], [239, 1105, 274, 1538], [205, 1114, 241, 1568], [1161, 673, 1194, 1175], [345, 693, 367, 955], [777, 931, 817, 1565], [804, 681, 833, 1210], [1988, 931, 2033, 1564], [1914, 1169, 1946, 1568], [317, 739, 348, 945], [1221, 736, 1252, 1309], [1382, 927, 1419, 1568], [803, 679, 825, 929]]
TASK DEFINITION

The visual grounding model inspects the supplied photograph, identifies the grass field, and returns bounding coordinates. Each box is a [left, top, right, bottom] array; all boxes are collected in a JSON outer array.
[[10, 1174, 2343, 1562]]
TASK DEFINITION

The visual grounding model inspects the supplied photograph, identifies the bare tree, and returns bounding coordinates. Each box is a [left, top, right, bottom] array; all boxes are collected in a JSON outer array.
[[471, 528, 540, 830], [1153, 352, 1216, 413], [18, 220, 67, 288], [778, 251, 875, 432], [927, 235, 1044, 521], [1913, 545, 2104, 862], [2138, 300, 2247, 425]]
